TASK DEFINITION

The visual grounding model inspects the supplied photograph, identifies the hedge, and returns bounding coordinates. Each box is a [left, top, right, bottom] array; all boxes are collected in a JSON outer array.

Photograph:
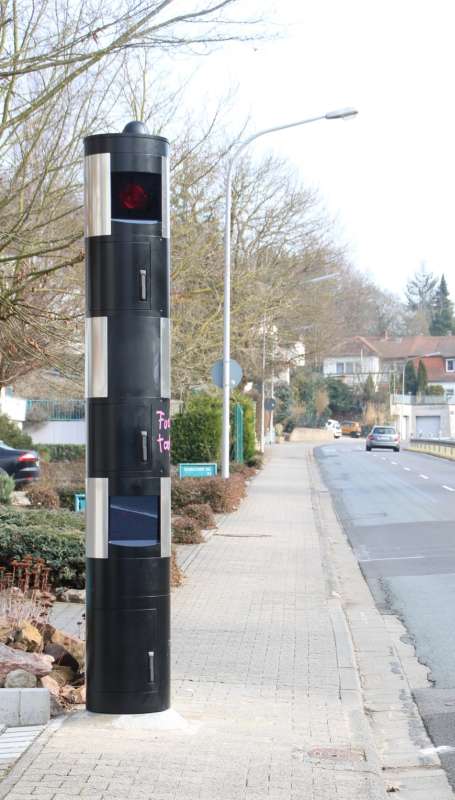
[[0, 413, 33, 450], [0, 523, 85, 587], [171, 392, 256, 465], [171, 394, 222, 464], [37, 444, 85, 462]]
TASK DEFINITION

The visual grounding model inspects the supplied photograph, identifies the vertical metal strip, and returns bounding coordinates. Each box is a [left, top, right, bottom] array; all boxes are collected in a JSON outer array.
[[86, 477, 109, 558], [161, 156, 170, 239], [84, 153, 111, 237], [160, 318, 171, 399], [85, 317, 108, 398], [160, 478, 171, 557]]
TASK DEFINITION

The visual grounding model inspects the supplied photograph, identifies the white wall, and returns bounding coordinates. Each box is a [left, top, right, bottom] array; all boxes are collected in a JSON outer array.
[[25, 420, 85, 445], [0, 389, 26, 426], [323, 355, 380, 385], [390, 400, 453, 439]]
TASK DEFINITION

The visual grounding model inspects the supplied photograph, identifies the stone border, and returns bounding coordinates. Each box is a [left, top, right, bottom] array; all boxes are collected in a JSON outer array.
[[0, 689, 49, 727]]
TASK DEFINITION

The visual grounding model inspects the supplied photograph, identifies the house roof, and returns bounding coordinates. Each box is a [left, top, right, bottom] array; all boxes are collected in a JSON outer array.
[[410, 355, 455, 383], [327, 335, 455, 360]]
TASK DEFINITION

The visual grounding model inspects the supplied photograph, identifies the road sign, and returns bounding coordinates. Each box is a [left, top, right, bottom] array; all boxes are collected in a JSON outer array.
[[178, 462, 218, 479], [211, 359, 243, 389], [265, 397, 276, 411]]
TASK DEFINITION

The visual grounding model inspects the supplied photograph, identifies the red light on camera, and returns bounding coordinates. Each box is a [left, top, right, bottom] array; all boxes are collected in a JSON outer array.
[[119, 183, 148, 211]]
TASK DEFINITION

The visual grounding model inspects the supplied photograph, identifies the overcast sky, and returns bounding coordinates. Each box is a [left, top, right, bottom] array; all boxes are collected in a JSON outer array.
[[171, 0, 455, 297]]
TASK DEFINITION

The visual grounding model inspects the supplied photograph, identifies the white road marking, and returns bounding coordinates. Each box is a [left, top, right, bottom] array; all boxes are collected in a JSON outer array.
[[404, 467, 411, 471], [391, 460, 397, 465], [442, 485, 455, 492], [419, 474, 429, 480], [359, 556, 426, 563]]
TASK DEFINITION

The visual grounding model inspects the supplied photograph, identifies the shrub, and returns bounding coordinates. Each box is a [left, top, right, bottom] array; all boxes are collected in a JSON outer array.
[[172, 515, 204, 544], [0, 506, 85, 532], [25, 483, 60, 509], [183, 503, 216, 529], [426, 384, 445, 396], [0, 471, 15, 504], [0, 525, 85, 587], [246, 453, 264, 469], [229, 463, 257, 480], [37, 445, 85, 463], [0, 412, 34, 450], [172, 475, 247, 514], [171, 393, 222, 464], [57, 486, 85, 510]]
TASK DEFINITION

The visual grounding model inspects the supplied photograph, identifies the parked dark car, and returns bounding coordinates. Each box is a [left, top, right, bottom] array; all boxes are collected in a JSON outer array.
[[0, 441, 40, 486]]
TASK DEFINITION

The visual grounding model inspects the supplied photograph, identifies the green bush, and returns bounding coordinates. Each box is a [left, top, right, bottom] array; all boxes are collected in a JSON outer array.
[[0, 506, 85, 531], [0, 524, 85, 587], [0, 472, 15, 504], [0, 413, 34, 450], [37, 444, 85, 462], [426, 384, 445, 396], [57, 486, 85, 510], [171, 394, 222, 464]]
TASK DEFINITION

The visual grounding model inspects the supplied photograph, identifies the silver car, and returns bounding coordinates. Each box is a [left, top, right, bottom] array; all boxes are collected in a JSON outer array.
[[366, 425, 400, 452]]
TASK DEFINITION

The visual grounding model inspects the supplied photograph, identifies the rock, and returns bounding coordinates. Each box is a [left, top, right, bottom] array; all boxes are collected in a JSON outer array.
[[50, 630, 84, 671], [50, 665, 75, 687], [49, 693, 66, 717], [14, 622, 43, 653], [4, 668, 37, 688], [42, 623, 56, 645], [61, 684, 86, 704], [0, 617, 14, 645], [44, 643, 78, 671], [0, 642, 53, 683], [59, 589, 85, 604], [40, 675, 60, 696], [9, 641, 28, 652]]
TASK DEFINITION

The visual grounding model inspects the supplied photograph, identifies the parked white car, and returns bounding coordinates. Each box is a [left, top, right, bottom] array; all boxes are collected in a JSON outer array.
[[326, 419, 342, 438]]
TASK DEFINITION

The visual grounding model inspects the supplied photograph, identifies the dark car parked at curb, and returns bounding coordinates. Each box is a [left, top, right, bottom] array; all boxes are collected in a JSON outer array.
[[0, 441, 40, 486], [366, 426, 400, 452]]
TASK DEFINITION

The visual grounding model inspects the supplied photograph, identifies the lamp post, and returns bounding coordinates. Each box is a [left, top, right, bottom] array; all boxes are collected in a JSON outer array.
[[221, 108, 358, 478]]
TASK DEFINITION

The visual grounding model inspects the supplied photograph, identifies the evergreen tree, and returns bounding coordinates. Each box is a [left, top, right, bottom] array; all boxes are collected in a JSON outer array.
[[362, 374, 376, 405], [404, 361, 418, 395], [416, 360, 428, 395], [430, 274, 454, 335]]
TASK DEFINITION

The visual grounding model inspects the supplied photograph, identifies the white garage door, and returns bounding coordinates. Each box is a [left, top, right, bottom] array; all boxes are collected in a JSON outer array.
[[416, 415, 440, 437]]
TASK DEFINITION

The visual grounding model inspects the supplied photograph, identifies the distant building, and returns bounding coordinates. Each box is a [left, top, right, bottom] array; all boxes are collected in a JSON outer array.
[[323, 335, 455, 396]]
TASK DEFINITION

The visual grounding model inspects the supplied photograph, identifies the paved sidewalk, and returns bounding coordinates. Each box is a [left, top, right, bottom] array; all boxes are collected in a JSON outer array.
[[1, 444, 396, 799]]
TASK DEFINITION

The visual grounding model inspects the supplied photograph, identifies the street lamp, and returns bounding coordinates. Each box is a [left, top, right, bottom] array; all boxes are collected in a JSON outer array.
[[221, 107, 358, 478]]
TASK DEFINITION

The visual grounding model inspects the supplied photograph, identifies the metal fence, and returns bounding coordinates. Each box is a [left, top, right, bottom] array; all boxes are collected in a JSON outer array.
[[392, 394, 455, 405], [26, 399, 85, 422]]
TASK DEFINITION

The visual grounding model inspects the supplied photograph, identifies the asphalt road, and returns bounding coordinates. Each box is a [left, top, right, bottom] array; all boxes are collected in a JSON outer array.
[[316, 438, 455, 790]]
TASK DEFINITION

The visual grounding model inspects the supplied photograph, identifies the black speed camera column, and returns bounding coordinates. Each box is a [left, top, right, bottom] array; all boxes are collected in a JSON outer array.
[[84, 121, 171, 714]]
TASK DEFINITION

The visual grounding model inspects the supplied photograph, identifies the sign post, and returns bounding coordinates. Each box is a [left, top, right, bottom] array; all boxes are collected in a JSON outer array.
[[84, 121, 171, 714]]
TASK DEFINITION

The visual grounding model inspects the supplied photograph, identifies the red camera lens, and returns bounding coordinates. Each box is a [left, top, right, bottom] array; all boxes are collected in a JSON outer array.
[[119, 182, 148, 211]]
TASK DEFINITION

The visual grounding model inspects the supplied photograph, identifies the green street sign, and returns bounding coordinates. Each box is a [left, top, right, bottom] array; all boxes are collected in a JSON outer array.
[[178, 462, 218, 479]]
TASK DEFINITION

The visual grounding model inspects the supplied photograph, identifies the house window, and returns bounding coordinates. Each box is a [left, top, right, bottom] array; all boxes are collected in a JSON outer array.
[[345, 363, 354, 374], [336, 362, 344, 374], [446, 359, 455, 372]]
